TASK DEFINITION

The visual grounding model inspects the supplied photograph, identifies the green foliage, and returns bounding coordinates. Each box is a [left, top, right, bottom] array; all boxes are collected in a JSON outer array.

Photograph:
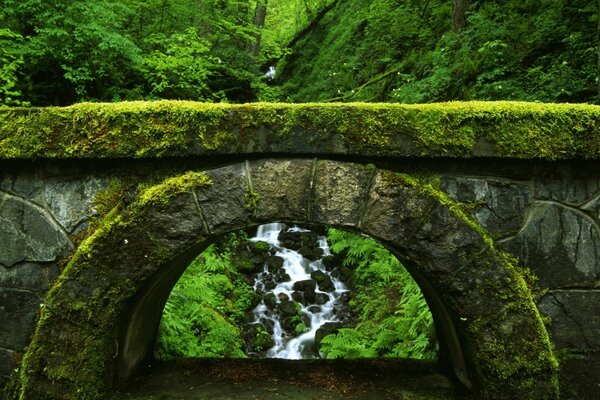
[[156, 242, 254, 359], [320, 229, 437, 360], [279, 0, 597, 104], [0, 26, 25, 106]]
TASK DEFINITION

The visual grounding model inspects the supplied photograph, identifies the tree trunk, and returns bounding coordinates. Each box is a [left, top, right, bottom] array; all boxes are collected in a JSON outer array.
[[452, 0, 470, 32], [597, 0, 600, 103], [250, 0, 268, 56]]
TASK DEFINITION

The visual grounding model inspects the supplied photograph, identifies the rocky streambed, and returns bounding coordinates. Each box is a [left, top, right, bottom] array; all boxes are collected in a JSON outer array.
[[241, 223, 352, 359]]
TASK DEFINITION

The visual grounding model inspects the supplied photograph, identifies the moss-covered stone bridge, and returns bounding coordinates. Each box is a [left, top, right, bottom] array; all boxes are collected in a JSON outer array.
[[1, 101, 599, 399]]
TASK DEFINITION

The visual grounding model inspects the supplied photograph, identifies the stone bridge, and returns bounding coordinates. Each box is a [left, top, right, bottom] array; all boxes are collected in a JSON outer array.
[[1, 102, 599, 399]]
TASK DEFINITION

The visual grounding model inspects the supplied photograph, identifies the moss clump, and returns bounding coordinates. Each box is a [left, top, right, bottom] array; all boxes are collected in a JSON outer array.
[[137, 171, 211, 207], [0, 101, 599, 160]]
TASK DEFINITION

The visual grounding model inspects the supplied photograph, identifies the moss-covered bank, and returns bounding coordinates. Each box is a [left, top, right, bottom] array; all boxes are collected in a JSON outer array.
[[1, 101, 599, 160]]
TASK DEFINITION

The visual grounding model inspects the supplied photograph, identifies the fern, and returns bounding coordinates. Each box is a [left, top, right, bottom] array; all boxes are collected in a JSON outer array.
[[322, 229, 437, 360], [156, 240, 254, 359]]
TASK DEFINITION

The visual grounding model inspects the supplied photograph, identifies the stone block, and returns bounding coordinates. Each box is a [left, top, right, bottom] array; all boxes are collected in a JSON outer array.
[[44, 176, 109, 233], [556, 352, 600, 400], [534, 165, 600, 206], [538, 290, 600, 351], [249, 159, 313, 224], [0, 289, 41, 349], [311, 160, 373, 227], [0, 195, 71, 267], [500, 202, 600, 288], [0, 347, 16, 380], [0, 263, 60, 291], [197, 163, 252, 234], [440, 176, 531, 236], [144, 192, 207, 252]]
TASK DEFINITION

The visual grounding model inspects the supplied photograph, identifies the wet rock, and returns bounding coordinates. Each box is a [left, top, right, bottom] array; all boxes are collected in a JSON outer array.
[[265, 255, 284, 272], [263, 293, 277, 310], [315, 322, 343, 348], [291, 291, 305, 304], [292, 279, 317, 292], [242, 323, 274, 354], [293, 279, 316, 303], [278, 300, 299, 316], [308, 305, 321, 313], [278, 229, 320, 252], [314, 293, 330, 305], [277, 293, 289, 302], [321, 254, 341, 271], [275, 269, 291, 283], [311, 270, 335, 291]]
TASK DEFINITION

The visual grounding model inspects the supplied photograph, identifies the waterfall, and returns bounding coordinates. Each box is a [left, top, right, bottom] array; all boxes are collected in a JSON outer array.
[[248, 223, 349, 359]]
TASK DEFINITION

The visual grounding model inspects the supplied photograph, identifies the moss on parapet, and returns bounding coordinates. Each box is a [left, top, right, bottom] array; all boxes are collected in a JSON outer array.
[[1, 101, 599, 160]]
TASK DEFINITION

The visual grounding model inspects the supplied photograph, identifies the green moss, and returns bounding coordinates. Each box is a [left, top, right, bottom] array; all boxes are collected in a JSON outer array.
[[137, 171, 211, 207], [1, 101, 599, 160], [244, 187, 261, 215]]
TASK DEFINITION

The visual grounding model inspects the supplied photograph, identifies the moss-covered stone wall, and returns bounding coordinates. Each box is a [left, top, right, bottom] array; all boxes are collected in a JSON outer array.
[[1, 101, 599, 160], [4, 160, 559, 400]]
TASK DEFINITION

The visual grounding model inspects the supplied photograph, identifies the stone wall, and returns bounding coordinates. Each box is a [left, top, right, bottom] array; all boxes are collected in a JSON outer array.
[[439, 162, 600, 399], [0, 158, 598, 399]]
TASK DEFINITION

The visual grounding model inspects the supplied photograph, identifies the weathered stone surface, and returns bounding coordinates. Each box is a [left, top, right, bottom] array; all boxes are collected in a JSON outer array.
[[0, 195, 71, 267], [362, 171, 483, 275], [144, 192, 206, 251], [582, 194, 600, 220], [500, 202, 600, 288], [557, 353, 600, 400], [0, 289, 42, 349], [249, 159, 313, 223], [312, 161, 373, 227], [0, 263, 60, 291], [440, 176, 532, 236], [0, 172, 45, 203], [0, 347, 16, 380], [538, 291, 600, 351], [196, 163, 251, 234], [535, 165, 600, 205], [44, 176, 108, 233]]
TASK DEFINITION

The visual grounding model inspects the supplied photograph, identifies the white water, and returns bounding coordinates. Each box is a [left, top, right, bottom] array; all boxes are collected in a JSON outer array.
[[250, 223, 348, 359]]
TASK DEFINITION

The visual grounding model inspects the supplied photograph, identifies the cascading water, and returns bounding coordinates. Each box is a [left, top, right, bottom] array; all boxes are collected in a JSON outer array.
[[247, 223, 350, 359]]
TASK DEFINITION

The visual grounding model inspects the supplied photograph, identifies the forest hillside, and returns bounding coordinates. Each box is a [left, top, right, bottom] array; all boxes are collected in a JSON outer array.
[[1, 0, 598, 105]]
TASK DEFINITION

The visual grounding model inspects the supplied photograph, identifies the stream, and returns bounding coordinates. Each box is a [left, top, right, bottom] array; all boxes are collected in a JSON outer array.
[[247, 223, 350, 359]]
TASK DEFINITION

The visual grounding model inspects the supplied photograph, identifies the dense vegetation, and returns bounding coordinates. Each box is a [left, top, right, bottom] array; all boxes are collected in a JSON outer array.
[[279, 0, 598, 103], [1, 0, 597, 106], [156, 228, 436, 360]]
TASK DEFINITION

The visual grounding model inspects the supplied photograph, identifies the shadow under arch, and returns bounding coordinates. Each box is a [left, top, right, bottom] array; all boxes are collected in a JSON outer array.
[[14, 159, 558, 400]]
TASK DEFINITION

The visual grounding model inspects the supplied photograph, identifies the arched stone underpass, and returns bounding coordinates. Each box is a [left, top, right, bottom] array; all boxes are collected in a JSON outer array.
[[12, 159, 558, 400]]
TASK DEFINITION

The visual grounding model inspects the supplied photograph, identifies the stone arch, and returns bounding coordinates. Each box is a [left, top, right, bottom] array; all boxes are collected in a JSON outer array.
[[13, 159, 558, 400]]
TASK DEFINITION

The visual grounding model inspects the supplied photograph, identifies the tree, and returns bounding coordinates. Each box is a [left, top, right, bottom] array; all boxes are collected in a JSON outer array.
[[250, 0, 268, 56], [452, 0, 470, 32]]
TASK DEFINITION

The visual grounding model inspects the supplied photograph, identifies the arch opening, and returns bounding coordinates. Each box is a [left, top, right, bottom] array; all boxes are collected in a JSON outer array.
[[153, 223, 440, 363], [12, 159, 558, 400]]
